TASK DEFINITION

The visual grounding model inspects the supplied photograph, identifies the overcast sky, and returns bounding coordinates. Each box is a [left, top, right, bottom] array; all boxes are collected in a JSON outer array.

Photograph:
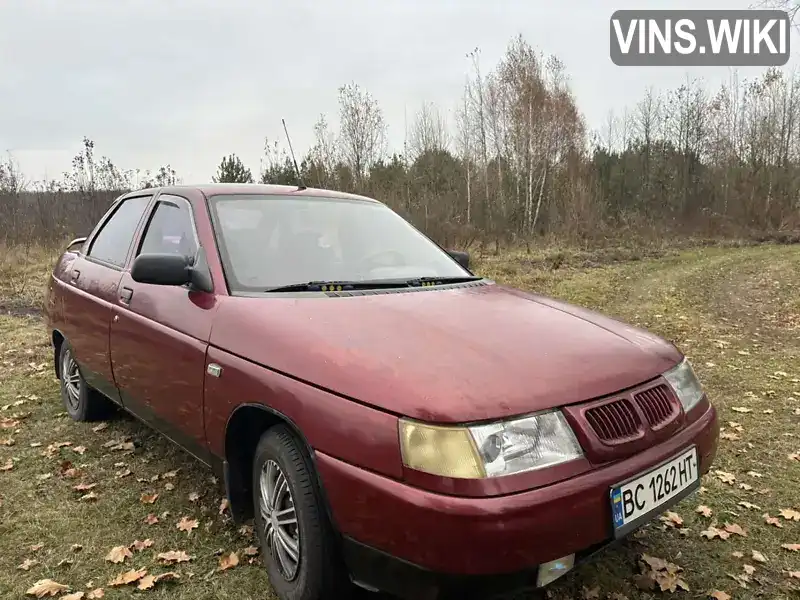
[[1, 0, 798, 184]]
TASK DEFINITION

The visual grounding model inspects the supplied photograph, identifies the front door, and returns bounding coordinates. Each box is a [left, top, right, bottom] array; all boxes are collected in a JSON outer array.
[[110, 194, 218, 464]]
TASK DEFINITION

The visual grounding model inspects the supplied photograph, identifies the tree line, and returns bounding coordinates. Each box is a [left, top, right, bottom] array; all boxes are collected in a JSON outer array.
[[2, 34, 799, 249]]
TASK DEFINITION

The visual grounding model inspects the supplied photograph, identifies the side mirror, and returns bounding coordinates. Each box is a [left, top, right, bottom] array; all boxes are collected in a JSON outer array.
[[131, 249, 215, 293], [447, 250, 470, 270], [131, 253, 191, 287]]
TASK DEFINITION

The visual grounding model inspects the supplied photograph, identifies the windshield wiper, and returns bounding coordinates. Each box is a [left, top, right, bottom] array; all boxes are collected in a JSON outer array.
[[265, 280, 413, 293], [404, 275, 482, 287], [266, 275, 482, 293]]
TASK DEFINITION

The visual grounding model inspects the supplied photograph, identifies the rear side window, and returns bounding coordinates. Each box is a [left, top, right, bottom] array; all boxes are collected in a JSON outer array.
[[87, 196, 151, 267], [138, 196, 198, 258]]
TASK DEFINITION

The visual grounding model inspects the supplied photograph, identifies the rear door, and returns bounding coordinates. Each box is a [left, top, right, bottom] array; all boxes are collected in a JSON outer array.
[[61, 195, 153, 402], [110, 193, 217, 464]]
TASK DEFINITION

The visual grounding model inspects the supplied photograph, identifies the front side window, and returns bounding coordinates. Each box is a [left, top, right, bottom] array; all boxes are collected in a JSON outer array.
[[138, 195, 198, 259], [87, 195, 151, 267], [208, 194, 469, 291]]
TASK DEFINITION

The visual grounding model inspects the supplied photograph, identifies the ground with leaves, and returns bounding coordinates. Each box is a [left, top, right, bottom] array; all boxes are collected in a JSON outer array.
[[1, 243, 799, 600]]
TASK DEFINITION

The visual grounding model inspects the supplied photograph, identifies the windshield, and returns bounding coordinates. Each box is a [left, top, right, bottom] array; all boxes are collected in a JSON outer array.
[[208, 194, 470, 291]]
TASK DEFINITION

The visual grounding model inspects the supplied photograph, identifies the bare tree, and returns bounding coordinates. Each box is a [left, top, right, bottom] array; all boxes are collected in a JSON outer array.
[[408, 101, 450, 160], [337, 82, 387, 184]]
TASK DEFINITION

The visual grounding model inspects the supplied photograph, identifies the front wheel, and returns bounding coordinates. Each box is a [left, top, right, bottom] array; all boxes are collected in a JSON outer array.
[[252, 426, 351, 600], [58, 341, 112, 421]]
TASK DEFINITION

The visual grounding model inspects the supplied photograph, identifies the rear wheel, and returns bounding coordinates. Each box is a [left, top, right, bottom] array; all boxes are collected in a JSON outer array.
[[252, 426, 351, 600], [58, 341, 112, 421]]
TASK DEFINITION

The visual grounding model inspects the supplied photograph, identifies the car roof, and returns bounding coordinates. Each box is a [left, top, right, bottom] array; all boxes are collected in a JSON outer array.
[[125, 183, 382, 204]]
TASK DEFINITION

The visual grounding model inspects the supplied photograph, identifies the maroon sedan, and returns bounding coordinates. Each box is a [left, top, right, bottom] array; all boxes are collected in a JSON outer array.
[[45, 184, 719, 600]]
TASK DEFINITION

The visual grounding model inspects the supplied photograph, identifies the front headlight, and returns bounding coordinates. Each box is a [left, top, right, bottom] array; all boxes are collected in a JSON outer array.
[[399, 411, 583, 479], [663, 358, 705, 412]]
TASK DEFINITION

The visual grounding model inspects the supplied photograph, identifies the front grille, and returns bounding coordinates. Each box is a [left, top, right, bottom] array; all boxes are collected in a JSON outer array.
[[634, 384, 677, 428], [584, 399, 641, 443]]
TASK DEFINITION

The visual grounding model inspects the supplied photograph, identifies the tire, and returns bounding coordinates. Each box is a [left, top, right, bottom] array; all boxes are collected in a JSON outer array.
[[252, 425, 351, 600], [57, 340, 112, 422]]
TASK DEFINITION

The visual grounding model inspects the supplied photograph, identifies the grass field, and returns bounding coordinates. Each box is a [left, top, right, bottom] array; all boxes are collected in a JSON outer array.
[[1, 243, 799, 600]]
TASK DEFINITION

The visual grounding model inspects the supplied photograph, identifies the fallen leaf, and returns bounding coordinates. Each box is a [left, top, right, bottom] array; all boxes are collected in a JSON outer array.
[[724, 523, 747, 537], [720, 432, 740, 441], [239, 524, 254, 538], [137, 572, 179, 590], [787, 571, 800, 579], [701, 526, 731, 540], [218, 551, 239, 571], [114, 469, 131, 479], [105, 546, 132, 564], [73, 483, 96, 492], [732, 407, 752, 413], [61, 593, 85, 600], [243, 546, 259, 556], [739, 483, 753, 491], [188, 492, 200, 502], [91, 423, 107, 433], [696, 505, 713, 517], [157, 550, 193, 564], [130, 539, 154, 552], [25, 579, 69, 597], [18, 558, 39, 570], [79, 492, 98, 502], [30, 543, 44, 552], [751, 550, 767, 563], [140, 493, 158, 504], [177, 516, 199, 535], [581, 586, 600, 600], [708, 591, 731, 600], [108, 569, 147, 586], [72, 446, 87, 455], [109, 441, 134, 452], [660, 511, 684, 527], [1, 458, 14, 471], [782, 543, 800, 551], [219, 498, 230, 514], [0, 437, 14, 446], [86, 590, 104, 599], [746, 471, 763, 478], [780, 508, 800, 521], [164, 482, 175, 491], [743, 564, 756, 575], [732, 551, 744, 558], [162, 469, 179, 478], [143, 514, 159, 525], [715, 471, 736, 484]]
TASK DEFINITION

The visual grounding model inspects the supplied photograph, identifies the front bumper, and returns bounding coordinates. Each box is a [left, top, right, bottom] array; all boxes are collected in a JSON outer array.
[[316, 403, 719, 598]]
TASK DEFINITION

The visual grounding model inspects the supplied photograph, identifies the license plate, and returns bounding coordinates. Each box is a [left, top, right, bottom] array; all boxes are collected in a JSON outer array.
[[610, 446, 699, 537]]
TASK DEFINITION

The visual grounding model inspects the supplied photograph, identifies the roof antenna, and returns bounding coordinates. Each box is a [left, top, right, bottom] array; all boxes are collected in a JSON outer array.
[[281, 118, 307, 190]]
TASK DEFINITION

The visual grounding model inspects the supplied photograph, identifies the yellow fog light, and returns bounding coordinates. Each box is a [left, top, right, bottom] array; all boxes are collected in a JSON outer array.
[[536, 554, 575, 587]]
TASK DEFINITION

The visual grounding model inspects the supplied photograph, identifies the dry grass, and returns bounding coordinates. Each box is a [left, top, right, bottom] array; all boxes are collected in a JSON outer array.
[[0, 243, 799, 599], [0, 243, 60, 315]]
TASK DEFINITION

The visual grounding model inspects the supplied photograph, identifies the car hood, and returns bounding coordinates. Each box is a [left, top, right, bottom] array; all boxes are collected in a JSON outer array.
[[211, 283, 683, 423]]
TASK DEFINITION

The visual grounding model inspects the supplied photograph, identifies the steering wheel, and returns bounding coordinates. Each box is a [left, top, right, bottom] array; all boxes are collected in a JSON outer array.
[[358, 249, 406, 272]]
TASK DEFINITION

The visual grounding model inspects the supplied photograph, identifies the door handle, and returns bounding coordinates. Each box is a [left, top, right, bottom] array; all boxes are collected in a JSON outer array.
[[70, 269, 80, 283], [119, 287, 133, 304]]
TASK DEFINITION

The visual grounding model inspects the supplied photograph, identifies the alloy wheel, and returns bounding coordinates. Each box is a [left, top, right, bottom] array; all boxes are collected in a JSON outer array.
[[61, 349, 81, 412], [259, 459, 301, 581]]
